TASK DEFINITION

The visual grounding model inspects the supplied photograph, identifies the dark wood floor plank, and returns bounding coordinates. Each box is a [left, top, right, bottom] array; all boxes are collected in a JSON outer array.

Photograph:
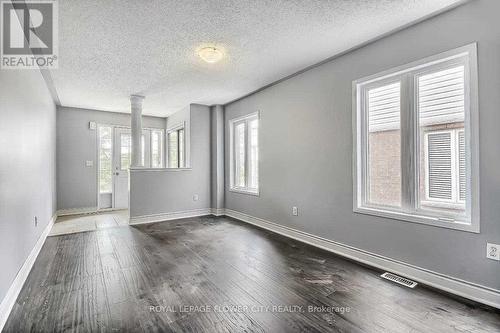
[[3, 215, 500, 333]]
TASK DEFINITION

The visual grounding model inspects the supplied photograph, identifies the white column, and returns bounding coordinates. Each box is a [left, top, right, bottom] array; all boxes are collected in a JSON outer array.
[[130, 95, 145, 168]]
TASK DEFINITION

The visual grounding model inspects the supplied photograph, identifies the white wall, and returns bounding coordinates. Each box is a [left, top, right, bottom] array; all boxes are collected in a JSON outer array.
[[56, 106, 165, 211], [224, 0, 500, 291], [0, 69, 56, 302], [130, 104, 211, 218]]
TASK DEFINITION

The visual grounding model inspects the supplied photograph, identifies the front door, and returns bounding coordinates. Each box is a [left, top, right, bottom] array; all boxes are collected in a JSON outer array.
[[113, 128, 151, 209]]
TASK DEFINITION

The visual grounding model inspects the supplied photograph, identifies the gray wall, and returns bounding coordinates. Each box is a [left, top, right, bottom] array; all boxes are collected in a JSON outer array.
[[210, 105, 225, 210], [130, 104, 211, 217], [0, 70, 56, 302], [56, 106, 165, 210], [224, 0, 500, 290]]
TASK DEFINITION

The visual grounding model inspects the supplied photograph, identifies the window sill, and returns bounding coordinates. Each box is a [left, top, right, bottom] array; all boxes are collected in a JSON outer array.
[[229, 187, 260, 197], [354, 206, 479, 233]]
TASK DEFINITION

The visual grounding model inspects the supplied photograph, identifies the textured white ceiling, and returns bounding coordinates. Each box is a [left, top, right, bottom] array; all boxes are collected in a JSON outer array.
[[53, 0, 463, 117]]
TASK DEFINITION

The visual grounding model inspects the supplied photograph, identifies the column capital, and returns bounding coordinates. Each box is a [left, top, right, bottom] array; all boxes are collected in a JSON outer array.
[[130, 95, 145, 108]]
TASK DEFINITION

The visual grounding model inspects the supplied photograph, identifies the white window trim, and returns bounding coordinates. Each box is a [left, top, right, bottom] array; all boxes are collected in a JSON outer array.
[[229, 112, 260, 196], [352, 43, 479, 233], [166, 122, 186, 169]]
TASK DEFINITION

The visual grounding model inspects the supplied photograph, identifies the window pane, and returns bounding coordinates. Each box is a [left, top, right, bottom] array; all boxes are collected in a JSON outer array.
[[426, 132, 452, 200], [234, 122, 246, 187], [141, 135, 145, 166], [367, 82, 401, 207], [120, 133, 131, 170], [179, 129, 185, 168], [458, 130, 465, 201], [99, 127, 112, 193], [151, 131, 162, 168], [168, 131, 178, 168], [248, 119, 259, 189], [418, 65, 465, 213]]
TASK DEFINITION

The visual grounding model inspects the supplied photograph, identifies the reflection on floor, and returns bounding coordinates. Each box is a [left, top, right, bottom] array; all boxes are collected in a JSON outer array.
[[5, 216, 500, 332], [49, 210, 129, 236]]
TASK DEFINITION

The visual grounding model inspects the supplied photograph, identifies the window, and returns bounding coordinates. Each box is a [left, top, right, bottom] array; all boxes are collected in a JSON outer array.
[[151, 130, 163, 168], [229, 112, 259, 195], [167, 126, 185, 168], [120, 133, 145, 169], [98, 126, 112, 193], [120, 133, 131, 170], [353, 44, 479, 232]]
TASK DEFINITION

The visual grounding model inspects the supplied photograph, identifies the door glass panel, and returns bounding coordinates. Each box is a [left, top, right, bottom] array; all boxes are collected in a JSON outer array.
[[120, 133, 146, 169], [99, 127, 112, 193], [120, 133, 131, 170]]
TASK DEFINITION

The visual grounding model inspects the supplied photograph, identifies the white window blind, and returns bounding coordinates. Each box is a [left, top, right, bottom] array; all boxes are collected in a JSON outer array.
[[427, 132, 453, 200], [458, 130, 466, 201], [418, 65, 465, 127], [368, 82, 400, 132], [425, 129, 465, 205]]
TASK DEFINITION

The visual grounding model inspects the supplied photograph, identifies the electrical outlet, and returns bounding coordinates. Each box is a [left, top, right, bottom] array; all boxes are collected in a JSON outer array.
[[292, 206, 298, 216], [34, 216, 38, 227], [486, 243, 500, 261], [193, 194, 199, 201]]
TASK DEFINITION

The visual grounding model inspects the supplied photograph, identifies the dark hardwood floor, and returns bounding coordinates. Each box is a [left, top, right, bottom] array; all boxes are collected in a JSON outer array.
[[4, 215, 500, 332]]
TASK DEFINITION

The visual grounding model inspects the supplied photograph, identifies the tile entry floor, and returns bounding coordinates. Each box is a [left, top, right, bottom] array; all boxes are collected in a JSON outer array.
[[49, 210, 129, 236]]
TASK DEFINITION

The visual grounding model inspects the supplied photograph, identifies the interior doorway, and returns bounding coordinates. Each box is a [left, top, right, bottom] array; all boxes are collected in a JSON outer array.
[[97, 125, 163, 210]]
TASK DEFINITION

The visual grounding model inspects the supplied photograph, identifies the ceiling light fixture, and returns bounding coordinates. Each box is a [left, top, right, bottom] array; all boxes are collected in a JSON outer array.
[[198, 46, 224, 63]]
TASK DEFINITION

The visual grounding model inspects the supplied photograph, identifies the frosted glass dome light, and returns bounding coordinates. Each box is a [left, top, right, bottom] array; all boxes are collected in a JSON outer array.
[[198, 47, 224, 63]]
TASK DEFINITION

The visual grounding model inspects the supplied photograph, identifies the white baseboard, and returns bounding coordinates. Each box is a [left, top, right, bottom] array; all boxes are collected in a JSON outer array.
[[223, 208, 500, 309], [56, 206, 98, 216], [129, 208, 212, 225], [211, 208, 226, 216], [0, 213, 56, 331]]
